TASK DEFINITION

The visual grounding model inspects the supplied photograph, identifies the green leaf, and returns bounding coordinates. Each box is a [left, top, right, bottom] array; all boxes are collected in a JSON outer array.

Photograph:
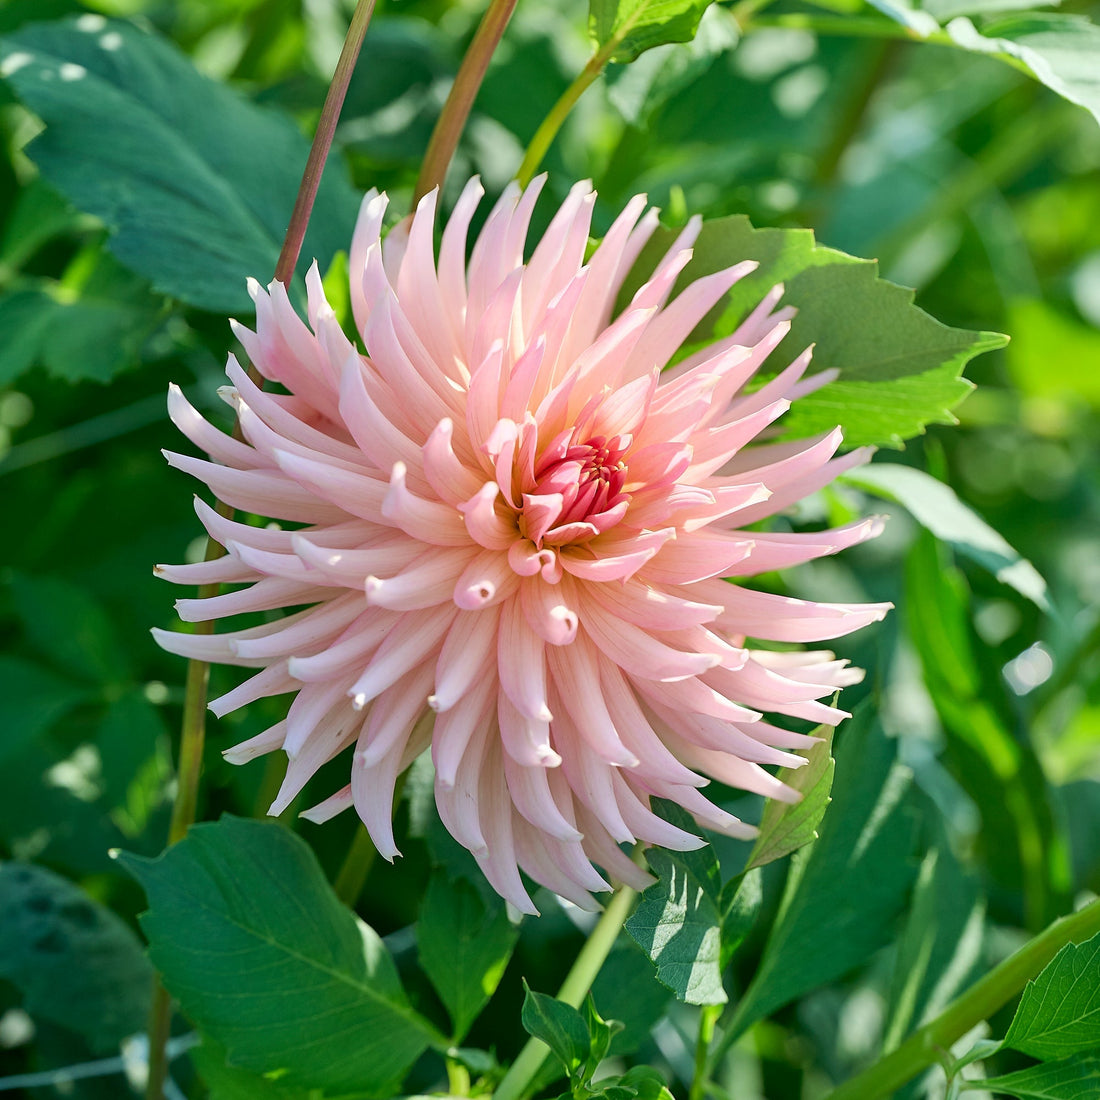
[[971, 1054, 1100, 1099], [191, 1039, 332, 1100], [727, 705, 917, 1038], [884, 839, 985, 1049], [719, 866, 762, 969], [1004, 930, 1100, 1060], [946, 14, 1100, 128], [119, 816, 439, 1096], [0, 655, 90, 762], [904, 533, 1066, 924], [416, 871, 519, 1042], [625, 819, 727, 1005], [848, 464, 1049, 610], [590, 942, 673, 1055], [745, 723, 835, 871], [583, 995, 625, 1078], [520, 983, 591, 1079], [0, 17, 360, 313], [589, 0, 719, 63], [621, 216, 1004, 448], [0, 862, 153, 1052]]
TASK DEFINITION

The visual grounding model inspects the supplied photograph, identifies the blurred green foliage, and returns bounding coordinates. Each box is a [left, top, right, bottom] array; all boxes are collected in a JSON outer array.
[[0, 0, 1098, 1097]]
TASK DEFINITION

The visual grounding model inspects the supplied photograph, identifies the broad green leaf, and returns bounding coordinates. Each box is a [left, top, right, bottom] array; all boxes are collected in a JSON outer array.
[[846, 463, 1050, 610], [0, 862, 153, 1052], [626, 811, 727, 1005], [905, 533, 1067, 925], [0, 655, 90, 762], [602, 1066, 676, 1100], [719, 866, 762, 969], [970, 1054, 1100, 1099], [192, 1039, 337, 1100], [726, 706, 917, 1038], [416, 871, 519, 1042], [0, 17, 360, 314], [589, 0, 719, 63], [119, 816, 440, 1096], [621, 216, 1004, 448], [521, 984, 591, 1078], [583, 996, 625, 1077], [884, 839, 985, 1049], [745, 723, 835, 871], [1004, 930, 1100, 1060], [946, 14, 1100, 128], [590, 942, 673, 1055]]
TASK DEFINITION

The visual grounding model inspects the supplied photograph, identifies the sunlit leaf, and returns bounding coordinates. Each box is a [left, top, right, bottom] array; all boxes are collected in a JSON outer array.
[[621, 216, 1005, 448], [0, 16, 359, 313], [589, 0, 720, 63], [745, 723, 835, 871], [1004, 930, 1100, 1060], [847, 463, 1050, 610], [417, 871, 519, 1042], [972, 1054, 1100, 1099], [520, 983, 591, 1078]]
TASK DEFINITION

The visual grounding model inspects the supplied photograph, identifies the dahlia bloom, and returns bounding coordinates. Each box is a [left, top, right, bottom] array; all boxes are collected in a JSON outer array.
[[155, 178, 889, 912]]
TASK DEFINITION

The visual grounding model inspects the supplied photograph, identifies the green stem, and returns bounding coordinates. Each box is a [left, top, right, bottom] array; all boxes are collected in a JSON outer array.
[[690, 1004, 722, 1100], [143, 4, 377, 1097], [516, 51, 607, 187], [333, 823, 379, 907], [824, 897, 1100, 1100], [414, 0, 518, 205], [493, 853, 645, 1100]]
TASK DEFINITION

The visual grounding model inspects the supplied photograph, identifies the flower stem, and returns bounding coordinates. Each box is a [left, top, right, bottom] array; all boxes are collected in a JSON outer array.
[[493, 855, 644, 1100], [143, 4, 377, 1097], [274, 0, 377, 285], [824, 897, 1100, 1100], [516, 51, 607, 188], [414, 0, 518, 205], [333, 823, 378, 906], [690, 1004, 722, 1100]]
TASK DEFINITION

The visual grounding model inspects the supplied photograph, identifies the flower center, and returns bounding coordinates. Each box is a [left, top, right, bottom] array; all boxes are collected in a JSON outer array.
[[521, 433, 631, 546]]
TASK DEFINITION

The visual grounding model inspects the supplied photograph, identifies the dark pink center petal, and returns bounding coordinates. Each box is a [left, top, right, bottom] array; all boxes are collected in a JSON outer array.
[[521, 433, 631, 545]]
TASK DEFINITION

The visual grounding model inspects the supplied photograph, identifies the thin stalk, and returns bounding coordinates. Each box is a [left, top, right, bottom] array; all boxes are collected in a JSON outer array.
[[493, 852, 645, 1100], [333, 824, 379, 906], [414, 0, 518, 204], [824, 897, 1100, 1100], [515, 7, 654, 188], [690, 1004, 722, 1100], [274, 0, 377, 285], [143, 4, 378, 1097]]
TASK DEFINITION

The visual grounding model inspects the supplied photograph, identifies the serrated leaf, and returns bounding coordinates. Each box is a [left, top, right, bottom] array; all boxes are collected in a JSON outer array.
[[626, 842, 726, 1006], [1004, 930, 1100, 1061], [847, 464, 1050, 610], [521, 984, 591, 1079], [0, 862, 153, 1052], [971, 1054, 1100, 1099], [0, 17, 359, 313], [620, 216, 1004, 448], [745, 724, 835, 871], [726, 706, 917, 1038], [590, 0, 719, 63], [119, 816, 439, 1096], [417, 871, 519, 1042]]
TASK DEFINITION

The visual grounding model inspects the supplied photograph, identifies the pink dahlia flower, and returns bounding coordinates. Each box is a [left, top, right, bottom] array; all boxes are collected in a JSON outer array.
[[155, 178, 889, 912]]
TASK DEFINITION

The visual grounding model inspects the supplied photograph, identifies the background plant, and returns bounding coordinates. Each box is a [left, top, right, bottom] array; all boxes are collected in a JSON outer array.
[[0, 0, 1098, 1098]]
